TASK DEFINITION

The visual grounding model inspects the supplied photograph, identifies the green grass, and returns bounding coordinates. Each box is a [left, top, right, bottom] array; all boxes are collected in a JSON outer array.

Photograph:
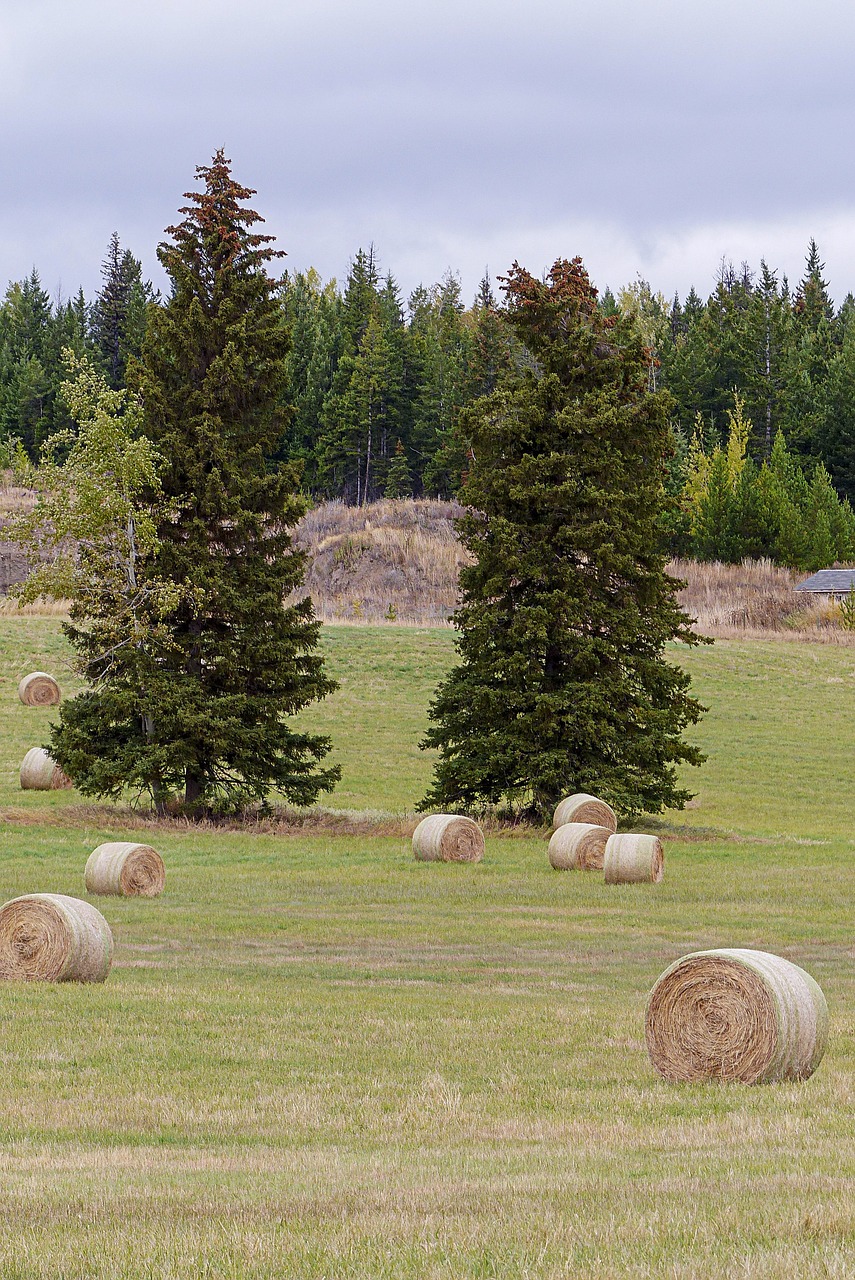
[[0, 620, 854, 1277]]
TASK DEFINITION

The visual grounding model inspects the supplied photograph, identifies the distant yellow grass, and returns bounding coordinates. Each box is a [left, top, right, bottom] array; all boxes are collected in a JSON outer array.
[[0, 469, 36, 516], [2, 487, 850, 639], [671, 557, 851, 642], [295, 501, 852, 640], [0, 597, 70, 616], [292, 498, 468, 624]]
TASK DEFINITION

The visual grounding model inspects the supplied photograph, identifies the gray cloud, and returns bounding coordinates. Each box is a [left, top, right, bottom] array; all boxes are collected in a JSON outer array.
[[2, 0, 855, 305]]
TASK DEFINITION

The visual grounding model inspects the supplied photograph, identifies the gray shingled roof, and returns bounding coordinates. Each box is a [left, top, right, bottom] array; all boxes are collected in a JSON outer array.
[[795, 569, 855, 593]]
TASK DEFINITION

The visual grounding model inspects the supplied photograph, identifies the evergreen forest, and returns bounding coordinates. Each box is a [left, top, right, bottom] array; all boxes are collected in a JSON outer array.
[[4, 235, 855, 571]]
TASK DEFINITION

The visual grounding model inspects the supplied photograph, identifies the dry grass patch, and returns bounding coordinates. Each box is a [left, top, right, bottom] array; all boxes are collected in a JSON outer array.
[[292, 498, 468, 624], [671, 557, 852, 641], [0, 596, 70, 616], [0, 470, 36, 516]]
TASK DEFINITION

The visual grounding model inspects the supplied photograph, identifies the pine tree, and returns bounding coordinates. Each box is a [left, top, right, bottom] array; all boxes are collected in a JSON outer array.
[[413, 272, 473, 497], [469, 272, 512, 398], [91, 233, 156, 388], [817, 322, 855, 499], [780, 241, 839, 462], [420, 258, 705, 822], [693, 449, 739, 561], [660, 286, 716, 436], [51, 152, 339, 815], [281, 267, 342, 487], [795, 239, 834, 330], [317, 249, 389, 501], [384, 438, 413, 497], [375, 271, 411, 485], [321, 311, 397, 504], [0, 272, 57, 456], [744, 260, 789, 457]]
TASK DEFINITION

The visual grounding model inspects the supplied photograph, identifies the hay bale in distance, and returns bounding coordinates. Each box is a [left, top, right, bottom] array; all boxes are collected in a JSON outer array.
[[0, 893, 113, 982], [19, 747, 72, 791], [18, 672, 61, 706], [548, 822, 613, 871], [412, 814, 485, 862], [552, 793, 617, 832], [85, 842, 166, 898], [603, 833, 664, 884], [645, 948, 828, 1083]]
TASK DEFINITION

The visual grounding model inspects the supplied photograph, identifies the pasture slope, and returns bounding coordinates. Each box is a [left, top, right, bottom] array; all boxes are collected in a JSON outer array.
[[0, 617, 853, 1279]]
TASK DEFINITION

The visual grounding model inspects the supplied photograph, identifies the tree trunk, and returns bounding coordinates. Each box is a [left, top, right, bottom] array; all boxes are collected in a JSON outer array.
[[364, 410, 373, 505], [184, 770, 203, 811], [184, 619, 205, 811]]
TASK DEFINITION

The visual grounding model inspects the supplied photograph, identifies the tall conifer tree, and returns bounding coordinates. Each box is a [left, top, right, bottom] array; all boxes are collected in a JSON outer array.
[[53, 152, 339, 815], [91, 233, 155, 388], [420, 258, 705, 822]]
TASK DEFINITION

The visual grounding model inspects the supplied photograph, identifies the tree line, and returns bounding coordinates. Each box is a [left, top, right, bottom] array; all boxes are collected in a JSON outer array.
[[4, 232, 855, 567], [0, 236, 155, 459]]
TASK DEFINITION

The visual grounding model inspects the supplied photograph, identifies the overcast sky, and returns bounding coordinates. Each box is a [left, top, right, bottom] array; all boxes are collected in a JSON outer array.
[[3, 0, 855, 309]]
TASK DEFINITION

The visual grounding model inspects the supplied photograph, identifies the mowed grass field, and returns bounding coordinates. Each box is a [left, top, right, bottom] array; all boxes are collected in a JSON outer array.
[[0, 619, 854, 1278]]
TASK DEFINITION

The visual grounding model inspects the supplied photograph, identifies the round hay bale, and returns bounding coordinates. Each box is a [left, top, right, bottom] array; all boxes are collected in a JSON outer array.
[[84, 842, 166, 898], [19, 747, 73, 791], [603, 833, 663, 884], [552, 793, 617, 832], [18, 672, 61, 706], [412, 814, 484, 863], [0, 893, 113, 983], [645, 948, 828, 1084], [547, 822, 612, 871]]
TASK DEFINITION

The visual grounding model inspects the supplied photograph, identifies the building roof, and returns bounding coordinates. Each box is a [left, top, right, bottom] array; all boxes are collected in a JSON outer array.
[[795, 569, 855, 593]]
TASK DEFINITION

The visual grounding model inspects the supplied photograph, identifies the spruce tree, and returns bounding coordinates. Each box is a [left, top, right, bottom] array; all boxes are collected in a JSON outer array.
[[384, 438, 413, 497], [281, 267, 342, 487], [317, 249, 385, 501], [414, 273, 473, 497], [470, 272, 512, 398], [91, 233, 155, 388], [52, 152, 339, 815], [420, 258, 705, 822]]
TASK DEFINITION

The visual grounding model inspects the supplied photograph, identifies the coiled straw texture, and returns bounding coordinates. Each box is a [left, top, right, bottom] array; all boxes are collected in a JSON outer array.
[[604, 833, 664, 884], [19, 747, 72, 791], [548, 822, 612, 871], [85, 842, 166, 897], [645, 948, 828, 1084], [412, 814, 485, 862], [552, 793, 617, 832], [0, 893, 113, 982], [18, 672, 61, 706]]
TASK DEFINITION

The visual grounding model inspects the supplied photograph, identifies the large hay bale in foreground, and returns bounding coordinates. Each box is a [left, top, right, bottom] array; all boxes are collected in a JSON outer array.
[[646, 948, 828, 1083], [0, 893, 113, 982], [552, 793, 617, 832], [412, 814, 484, 863], [603, 833, 664, 884], [85, 842, 166, 898], [548, 822, 612, 871], [19, 747, 72, 791], [18, 672, 61, 706]]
